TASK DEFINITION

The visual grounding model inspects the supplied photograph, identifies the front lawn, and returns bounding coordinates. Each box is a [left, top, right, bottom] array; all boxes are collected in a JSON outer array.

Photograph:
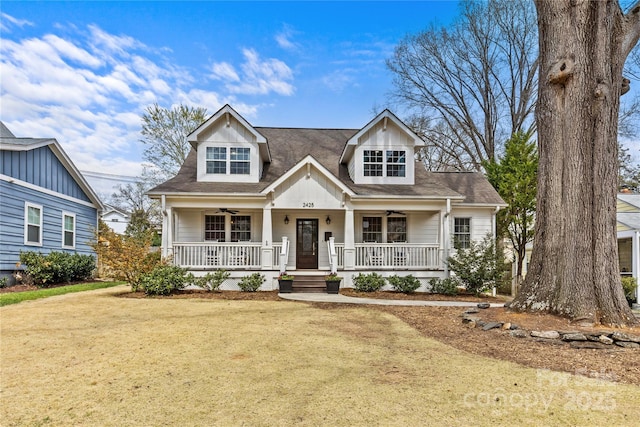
[[1, 286, 638, 426], [0, 281, 123, 306]]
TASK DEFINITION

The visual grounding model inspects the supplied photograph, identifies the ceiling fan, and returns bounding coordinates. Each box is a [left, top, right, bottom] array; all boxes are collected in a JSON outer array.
[[386, 210, 406, 216], [217, 208, 239, 214]]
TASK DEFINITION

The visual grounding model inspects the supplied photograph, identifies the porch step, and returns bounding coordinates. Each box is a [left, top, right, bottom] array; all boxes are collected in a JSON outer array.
[[292, 275, 326, 293]]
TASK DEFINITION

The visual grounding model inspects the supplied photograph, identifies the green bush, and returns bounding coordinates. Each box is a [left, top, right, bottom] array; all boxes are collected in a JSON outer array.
[[428, 277, 460, 295], [446, 234, 504, 295], [192, 270, 230, 291], [387, 274, 421, 294], [19, 251, 95, 287], [621, 277, 637, 304], [238, 273, 265, 292], [352, 272, 386, 292], [139, 264, 190, 295]]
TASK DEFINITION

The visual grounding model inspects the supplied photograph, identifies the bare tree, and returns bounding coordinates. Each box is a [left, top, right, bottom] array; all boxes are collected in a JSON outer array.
[[109, 177, 162, 229], [387, 0, 538, 171], [510, 0, 640, 326], [140, 103, 208, 181]]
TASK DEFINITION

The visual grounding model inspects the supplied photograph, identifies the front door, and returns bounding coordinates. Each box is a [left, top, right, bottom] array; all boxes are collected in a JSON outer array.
[[296, 219, 318, 269]]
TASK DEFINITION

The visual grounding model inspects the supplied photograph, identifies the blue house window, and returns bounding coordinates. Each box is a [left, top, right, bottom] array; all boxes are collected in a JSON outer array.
[[63, 212, 76, 248], [25, 202, 43, 246]]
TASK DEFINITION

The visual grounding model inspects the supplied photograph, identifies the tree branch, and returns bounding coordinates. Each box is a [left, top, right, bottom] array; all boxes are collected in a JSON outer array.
[[622, 0, 640, 58]]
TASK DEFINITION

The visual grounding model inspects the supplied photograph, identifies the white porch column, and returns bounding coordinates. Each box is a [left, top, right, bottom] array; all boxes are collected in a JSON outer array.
[[165, 207, 174, 259], [442, 198, 451, 277], [261, 207, 273, 269], [343, 206, 355, 270]]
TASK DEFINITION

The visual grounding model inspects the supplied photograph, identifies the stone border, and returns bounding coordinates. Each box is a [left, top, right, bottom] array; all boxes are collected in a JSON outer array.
[[461, 306, 640, 350]]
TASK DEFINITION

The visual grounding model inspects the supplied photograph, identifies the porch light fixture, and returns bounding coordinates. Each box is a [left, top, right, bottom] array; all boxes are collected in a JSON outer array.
[[284, 215, 289, 225], [326, 216, 331, 225]]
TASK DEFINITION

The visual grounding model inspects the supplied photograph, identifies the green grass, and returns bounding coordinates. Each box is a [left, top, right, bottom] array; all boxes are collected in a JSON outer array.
[[0, 281, 124, 306]]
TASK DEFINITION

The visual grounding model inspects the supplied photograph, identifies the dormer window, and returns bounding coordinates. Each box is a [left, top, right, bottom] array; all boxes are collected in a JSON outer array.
[[386, 151, 406, 177], [364, 150, 383, 176], [363, 150, 406, 178], [206, 147, 250, 175]]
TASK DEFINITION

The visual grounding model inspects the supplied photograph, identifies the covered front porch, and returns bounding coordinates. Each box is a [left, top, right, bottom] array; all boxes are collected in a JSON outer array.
[[161, 203, 451, 279], [171, 240, 442, 271]]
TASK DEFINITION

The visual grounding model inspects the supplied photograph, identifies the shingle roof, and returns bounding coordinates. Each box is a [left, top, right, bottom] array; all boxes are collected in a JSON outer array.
[[149, 127, 504, 205]]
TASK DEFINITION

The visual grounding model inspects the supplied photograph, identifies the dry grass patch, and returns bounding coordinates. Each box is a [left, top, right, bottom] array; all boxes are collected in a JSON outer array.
[[1, 285, 639, 426]]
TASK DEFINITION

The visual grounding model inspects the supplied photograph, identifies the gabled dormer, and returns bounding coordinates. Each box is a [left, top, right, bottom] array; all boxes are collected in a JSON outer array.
[[188, 105, 271, 183], [339, 110, 425, 185]]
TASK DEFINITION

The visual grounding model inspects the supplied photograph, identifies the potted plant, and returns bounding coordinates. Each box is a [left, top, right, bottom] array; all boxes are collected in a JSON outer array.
[[277, 272, 294, 293], [324, 273, 343, 294]]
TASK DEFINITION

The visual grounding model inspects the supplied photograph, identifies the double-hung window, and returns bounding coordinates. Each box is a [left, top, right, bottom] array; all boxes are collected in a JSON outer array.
[[230, 148, 250, 175], [453, 218, 471, 249], [230, 216, 251, 241], [206, 147, 251, 175], [386, 150, 406, 177], [62, 213, 75, 248], [363, 150, 383, 177], [362, 217, 382, 242], [205, 215, 225, 241], [25, 203, 43, 246], [387, 217, 407, 242], [206, 147, 227, 174]]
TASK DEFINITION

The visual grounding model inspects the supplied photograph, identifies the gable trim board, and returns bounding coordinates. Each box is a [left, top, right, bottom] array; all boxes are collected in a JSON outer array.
[[1, 174, 99, 209]]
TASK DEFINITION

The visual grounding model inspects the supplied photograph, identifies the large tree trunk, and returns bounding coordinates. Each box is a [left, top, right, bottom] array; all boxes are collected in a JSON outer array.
[[510, 0, 640, 326]]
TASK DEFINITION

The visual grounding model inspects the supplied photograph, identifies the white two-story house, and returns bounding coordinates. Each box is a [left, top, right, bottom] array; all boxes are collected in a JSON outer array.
[[148, 105, 505, 291]]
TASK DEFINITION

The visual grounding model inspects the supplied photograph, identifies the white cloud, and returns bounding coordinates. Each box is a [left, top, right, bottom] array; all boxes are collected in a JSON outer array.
[[275, 24, 300, 51], [211, 48, 295, 96], [0, 13, 34, 32], [0, 23, 234, 182]]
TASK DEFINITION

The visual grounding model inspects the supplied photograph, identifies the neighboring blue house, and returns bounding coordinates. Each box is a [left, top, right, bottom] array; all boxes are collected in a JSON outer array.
[[0, 122, 104, 284]]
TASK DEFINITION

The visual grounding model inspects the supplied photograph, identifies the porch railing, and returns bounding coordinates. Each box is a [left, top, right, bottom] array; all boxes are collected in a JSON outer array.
[[173, 242, 262, 269], [355, 243, 441, 270]]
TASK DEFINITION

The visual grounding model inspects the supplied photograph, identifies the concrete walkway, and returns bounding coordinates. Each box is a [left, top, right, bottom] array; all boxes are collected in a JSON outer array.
[[278, 292, 505, 308]]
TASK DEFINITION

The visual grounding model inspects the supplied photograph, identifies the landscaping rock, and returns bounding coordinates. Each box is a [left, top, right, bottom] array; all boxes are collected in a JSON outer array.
[[598, 335, 614, 345], [562, 333, 588, 342], [509, 324, 520, 330], [570, 341, 609, 349], [510, 330, 528, 338], [501, 322, 511, 330], [463, 308, 479, 314], [531, 330, 560, 339], [482, 322, 502, 331], [477, 302, 490, 309], [611, 332, 640, 343], [615, 341, 640, 349], [462, 316, 481, 324]]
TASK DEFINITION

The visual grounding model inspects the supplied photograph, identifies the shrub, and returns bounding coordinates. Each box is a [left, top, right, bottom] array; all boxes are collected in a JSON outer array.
[[352, 272, 386, 292], [139, 264, 190, 295], [446, 234, 504, 295], [621, 277, 637, 304], [19, 251, 95, 287], [192, 269, 230, 291], [91, 221, 161, 291], [0, 277, 7, 288], [238, 273, 265, 292], [428, 277, 460, 295], [387, 274, 421, 294]]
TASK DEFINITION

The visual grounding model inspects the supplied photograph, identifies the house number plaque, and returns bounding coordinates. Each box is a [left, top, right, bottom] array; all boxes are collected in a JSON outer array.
[[303, 202, 314, 208]]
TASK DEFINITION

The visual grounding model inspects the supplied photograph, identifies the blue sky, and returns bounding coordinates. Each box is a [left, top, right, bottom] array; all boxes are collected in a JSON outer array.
[[0, 1, 459, 195]]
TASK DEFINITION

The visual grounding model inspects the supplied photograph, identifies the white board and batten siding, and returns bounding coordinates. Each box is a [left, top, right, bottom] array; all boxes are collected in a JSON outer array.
[[195, 115, 261, 183]]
